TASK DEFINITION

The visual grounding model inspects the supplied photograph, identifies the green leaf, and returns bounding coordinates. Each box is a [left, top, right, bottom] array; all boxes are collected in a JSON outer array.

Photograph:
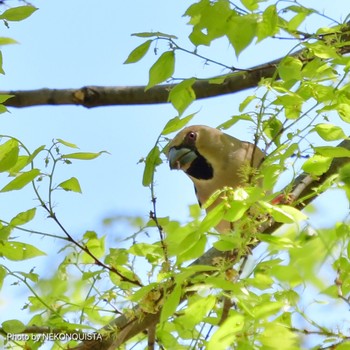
[[128, 242, 163, 262], [0, 51, 4, 75], [146, 51, 175, 90], [314, 124, 347, 141], [208, 314, 244, 350], [257, 233, 300, 249], [82, 234, 105, 262], [58, 177, 82, 193], [62, 151, 106, 160], [336, 103, 350, 123], [56, 138, 79, 149], [315, 146, 350, 158], [339, 163, 350, 187], [18, 270, 39, 283], [142, 146, 161, 186], [257, 5, 278, 41], [1, 319, 26, 333], [0, 94, 14, 103], [160, 284, 182, 323], [304, 41, 339, 59], [9, 146, 44, 174], [240, 0, 259, 11], [178, 233, 207, 263], [0, 225, 11, 240], [223, 200, 249, 222], [285, 7, 313, 31], [0, 37, 17, 45], [302, 155, 332, 176], [227, 14, 257, 56], [131, 31, 177, 39], [260, 202, 307, 224], [168, 78, 196, 115], [185, 0, 233, 46], [124, 40, 152, 64], [0, 6, 37, 21], [0, 241, 46, 260], [278, 56, 303, 81], [258, 322, 298, 349], [0, 139, 19, 172], [0, 265, 5, 290], [197, 202, 225, 234], [263, 118, 283, 144], [217, 114, 253, 130], [162, 113, 195, 136], [177, 295, 216, 328], [271, 265, 303, 287], [10, 208, 36, 226], [0, 168, 40, 192], [239, 95, 256, 112]]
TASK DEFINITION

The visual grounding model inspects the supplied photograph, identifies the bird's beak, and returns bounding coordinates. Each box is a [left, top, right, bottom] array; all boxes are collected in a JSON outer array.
[[168, 147, 197, 170]]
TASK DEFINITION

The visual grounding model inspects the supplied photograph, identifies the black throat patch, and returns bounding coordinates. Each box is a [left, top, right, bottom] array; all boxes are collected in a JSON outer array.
[[186, 153, 213, 180]]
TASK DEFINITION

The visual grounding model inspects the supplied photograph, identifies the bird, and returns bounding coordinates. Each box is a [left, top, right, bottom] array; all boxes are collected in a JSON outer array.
[[167, 125, 265, 233]]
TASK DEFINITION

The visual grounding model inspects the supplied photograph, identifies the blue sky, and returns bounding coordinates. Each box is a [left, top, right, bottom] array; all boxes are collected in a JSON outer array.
[[0, 0, 349, 341]]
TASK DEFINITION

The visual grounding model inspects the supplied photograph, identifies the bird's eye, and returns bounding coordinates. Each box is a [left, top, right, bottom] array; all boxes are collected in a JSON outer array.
[[186, 131, 197, 143]]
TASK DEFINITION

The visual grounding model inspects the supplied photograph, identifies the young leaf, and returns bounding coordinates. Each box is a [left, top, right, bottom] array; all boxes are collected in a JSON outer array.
[[314, 124, 347, 141], [131, 31, 177, 39], [0, 37, 17, 45], [0, 139, 19, 172], [160, 284, 182, 324], [278, 56, 303, 81], [0, 241, 46, 260], [124, 40, 152, 64], [0, 94, 14, 103], [0, 168, 40, 192], [1, 319, 26, 333], [0, 6, 37, 21], [162, 113, 195, 136], [0, 265, 5, 290], [336, 103, 350, 123], [240, 0, 259, 11], [302, 155, 332, 176], [260, 202, 307, 224], [146, 51, 175, 90], [207, 314, 244, 350], [263, 118, 283, 144], [257, 5, 278, 41], [227, 15, 257, 56], [168, 78, 196, 115], [10, 208, 36, 226], [142, 145, 161, 186], [58, 177, 82, 193], [56, 138, 79, 149], [0, 51, 4, 75], [315, 146, 350, 158], [62, 151, 106, 160]]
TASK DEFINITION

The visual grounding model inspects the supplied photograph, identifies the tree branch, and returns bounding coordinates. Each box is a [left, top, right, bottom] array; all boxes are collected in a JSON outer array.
[[71, 139, 350, 350], [0, 60, 277, 108], [0, 50, 320, 109]]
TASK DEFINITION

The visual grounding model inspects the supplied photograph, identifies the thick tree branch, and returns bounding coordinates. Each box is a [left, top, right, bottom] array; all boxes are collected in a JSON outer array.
[[1, 59, 279, 108], [0, 48, 325, 109], [4, 43, 350, 109], [72, 139, 350, 350]]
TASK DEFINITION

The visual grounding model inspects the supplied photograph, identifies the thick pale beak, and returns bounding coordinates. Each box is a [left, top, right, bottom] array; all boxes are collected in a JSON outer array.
[[168, 147, 197, 170]]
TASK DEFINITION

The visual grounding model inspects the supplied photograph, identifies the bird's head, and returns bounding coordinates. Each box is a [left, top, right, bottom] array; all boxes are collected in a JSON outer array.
[[166, 125, 223, 180]]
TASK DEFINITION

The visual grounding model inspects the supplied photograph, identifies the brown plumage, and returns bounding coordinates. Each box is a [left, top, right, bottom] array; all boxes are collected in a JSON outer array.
[[167, 125, 265, 233]]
